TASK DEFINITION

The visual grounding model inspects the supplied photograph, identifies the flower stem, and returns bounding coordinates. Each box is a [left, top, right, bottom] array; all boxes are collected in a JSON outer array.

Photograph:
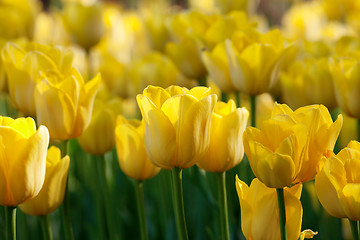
[[221, 92, 228, 102], [216, 172, 230, 240], [97, 155, 118, 240], [250, 95, 256, 127], [357, 119, 360, 142], [40, 215, 53, 240], [61, 140, 74, 240], [171, 167, 189, 240], [5, 206, 16, 240], [349, 219, 359, 240], [276, 188, 287, 240], [235, 92, 241, 107], [135, 180, 149, 240]]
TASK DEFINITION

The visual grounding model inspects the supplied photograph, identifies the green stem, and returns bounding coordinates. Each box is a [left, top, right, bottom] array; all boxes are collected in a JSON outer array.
[[40, 215, 53, 240], [349, 219, 359, 240], [216, 172, 230, 240], [5, 206, 16, 240], [235, 92, 241, 107], [357, 119, 360, 142], [61, 140, 74, 240], [171, 167, 189, 240], [276, 188, 287, 240], [221, 92, 228, 102], [135, 181, 148, 240], [250, 95, 256, 127], [198, 76, 207, 87], [97, 155, 117, 240]]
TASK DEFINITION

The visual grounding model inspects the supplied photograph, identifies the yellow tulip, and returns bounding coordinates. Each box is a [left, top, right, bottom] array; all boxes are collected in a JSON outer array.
[[34, 68, 101, 140], [0, 116, 49, 206], [201, 42, 236, 93], [204, 11, 253, 49], [243, 103, 342, 188], [315, 141, 360, 220], [0, 0, 40, 39], [137, 85, 217, 169], [330, 57, 360, 118], [197, 100, 249, 172], [1, 41, 74, 116], [281, 58, 337, 110], [165, 36, 207, 79], [62, 1, 104, 50], [78, 87, 122, 155], [115, 116, 160, 180], [235, 176, 303, 240], [129, 52, 195, 95], [19, 146, 70, 216], [226, 29, 290, 95], [94, 53, 130, 98]]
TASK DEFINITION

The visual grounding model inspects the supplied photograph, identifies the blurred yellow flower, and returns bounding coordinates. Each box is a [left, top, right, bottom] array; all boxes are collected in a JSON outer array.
[[129, 52, 195, 95], [197, 100, 248, 172], [34, 69, 101, 140], [19, 146, 70, 216], [0, 116, 49, 206], [281, 58, 337, 110], [137, 85, 217, 169], [78, 87, 122, 155], [235, 176, 303, 240], [0, 0, 40, 40], [315, 141, 360, 220], [330, 57, 360, 118], [201, 42, 236, 93], [115, 116, 160, 180], [166, 36, 207, 79], [1, 42, 74, 116], [62, 1, 104, 49], [226, 29, 290, 95], [243, 103, 342, 188]]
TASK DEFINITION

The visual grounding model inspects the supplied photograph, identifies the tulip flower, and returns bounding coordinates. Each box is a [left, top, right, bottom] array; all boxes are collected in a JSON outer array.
[[225, 29, 290, 96], [0, 0, 40, 40], [19, 146, 70, 216], [166, 36, 207, 80], [62, 1, 104, 50], [235, 176, 303, 240], [78, 88, 122, 155], [330, 57, 360, 118], [197, 100, 249, 172], [115, 116, 161, 180], [281, 58, 337, 110], [115, 116, 160, 240], [201, 42, 237, 93], [1, 41, 74, 116], [316, 141, 360, 221], [34, 68, 101, 140], [243, 103, 342, 188], [137, 85, 217, 240], [0, 116, 49, 206], [137, 85, 217, 169]]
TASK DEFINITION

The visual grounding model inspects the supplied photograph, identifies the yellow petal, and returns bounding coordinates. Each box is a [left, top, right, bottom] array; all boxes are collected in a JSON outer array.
[[142, 85, 171, 108]]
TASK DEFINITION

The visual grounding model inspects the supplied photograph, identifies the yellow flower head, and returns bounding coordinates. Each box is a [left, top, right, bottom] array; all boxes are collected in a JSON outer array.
[[1, 41, 74, 116], [0, 116, 49, 206], [243, 103, 342, 188], [78, 87, 122, 155], [19, 146, 70, 216], [115, 116, 160, 180], [226, 29, 291, 95], [330, 57, 360, 118], [137, 85, 217, 169], [235, 176, 303, 240], [197, 100, 249, 172], [35, 68, 101, 140], [316, 141, 360, 221]]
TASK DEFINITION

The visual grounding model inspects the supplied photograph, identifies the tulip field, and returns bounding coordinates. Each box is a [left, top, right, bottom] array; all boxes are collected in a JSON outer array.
[[1, 0, 360, 240]]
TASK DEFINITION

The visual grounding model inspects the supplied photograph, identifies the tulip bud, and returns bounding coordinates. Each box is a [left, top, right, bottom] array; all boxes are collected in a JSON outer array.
[[19, 146, 69, 216]]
